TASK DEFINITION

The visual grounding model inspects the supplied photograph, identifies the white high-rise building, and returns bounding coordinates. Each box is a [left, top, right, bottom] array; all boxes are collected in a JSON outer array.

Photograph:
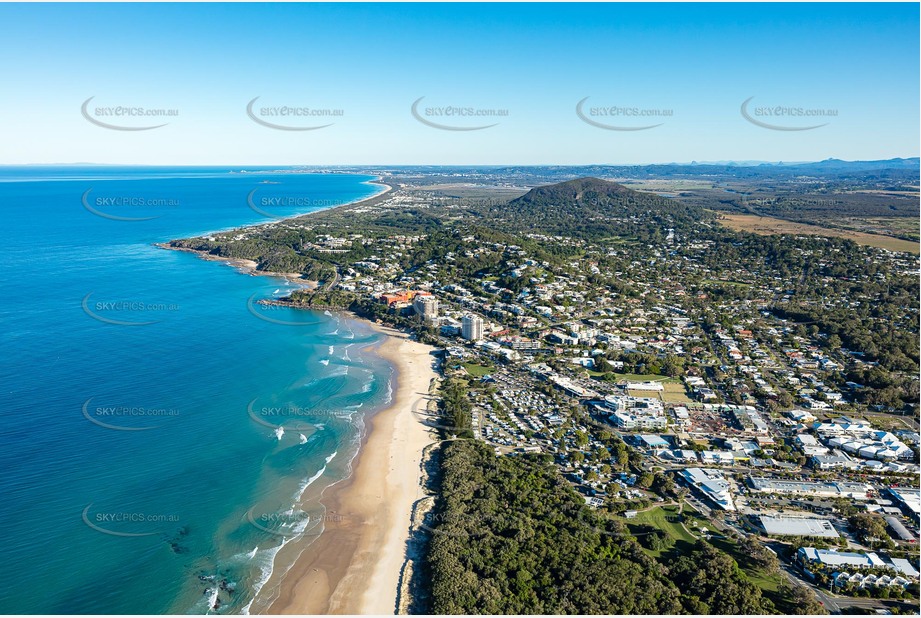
[[461, 314, 484, 341], [413, 294, 439, 322]]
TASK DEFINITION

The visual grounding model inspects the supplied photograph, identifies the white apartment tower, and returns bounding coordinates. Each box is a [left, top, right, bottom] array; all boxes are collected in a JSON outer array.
[[461, 314, 484, 341], [413, 294, 439, 322]]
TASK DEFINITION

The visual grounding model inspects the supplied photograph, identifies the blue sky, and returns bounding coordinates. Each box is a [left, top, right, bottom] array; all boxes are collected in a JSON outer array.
[[0, 2, 917, 165]]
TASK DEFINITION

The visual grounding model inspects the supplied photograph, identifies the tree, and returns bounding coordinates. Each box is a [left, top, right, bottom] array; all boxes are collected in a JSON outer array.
[[637, 472, 655, 489], [739, 535, 779, 573], [669, 540, 772, 614], [780, 581, 828, 615], [662, 355, 685, 377], [847, 513, 894, 549]]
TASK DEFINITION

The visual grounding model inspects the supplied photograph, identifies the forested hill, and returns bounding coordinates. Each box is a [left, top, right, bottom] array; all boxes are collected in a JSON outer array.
[[426, 440, 776, 614], [481, 177, 711, 241]]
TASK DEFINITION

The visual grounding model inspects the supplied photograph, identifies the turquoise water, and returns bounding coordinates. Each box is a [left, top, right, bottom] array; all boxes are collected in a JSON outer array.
[[0, 167, 392, 614]]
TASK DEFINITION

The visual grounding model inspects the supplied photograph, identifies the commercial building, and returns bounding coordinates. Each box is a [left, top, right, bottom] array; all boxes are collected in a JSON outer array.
[[889, 558, 920, 578], [885, 516, 916, 542], [461, 314, 484, 341], [747, 477, 873, 500], [797, 547, 885, 570], [812, 454, 857, 470], [625, 381, 664, 392], [699, 450, 735, 465], [888, 487, 921, 522], [547, 375, 600, 400], [814, 418, 914, 461], [679, 467, 735, 511], [609, 411, 667, 430], [637, 434, 670, 449], [601, 394, 666, 430], [757, 515, 839, 538], [380, 290, 430, 306]]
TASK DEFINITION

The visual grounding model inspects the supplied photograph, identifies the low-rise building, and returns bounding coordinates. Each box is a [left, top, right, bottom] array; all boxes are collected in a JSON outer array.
[[889, 487, 921, 522], [747, 477, 873, 500], [757, 515, 839, 538], [679, 467, 735, 511], [797, 547, 885, 570]]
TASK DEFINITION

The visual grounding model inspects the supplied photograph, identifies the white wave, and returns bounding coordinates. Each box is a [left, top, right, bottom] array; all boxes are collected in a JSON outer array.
[[324, 365, 348, 378], [319, 359, 329, 366], [205, 586, 220, 613], [247, 546, 258, 560], [241, 505, 319, 614], [328, 345, 334, 355], [299, 433, 307, 444], [274, 426, 284, 441], [294, 464, 328, 501], [240, 540, 290, 614]]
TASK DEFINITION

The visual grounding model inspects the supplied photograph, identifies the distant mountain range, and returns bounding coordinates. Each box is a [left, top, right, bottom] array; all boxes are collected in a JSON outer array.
[[672, 157, 919, 170], [11, 157, 919, 171]]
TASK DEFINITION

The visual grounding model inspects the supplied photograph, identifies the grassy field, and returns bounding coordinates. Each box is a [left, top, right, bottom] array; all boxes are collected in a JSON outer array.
[[613, 373, 681, 384], [619, 504, 809, 612], [718, 213, 920, 254], [840, 216, 920, 242], [462, 362, 494, 377], [609, 504, 710, 559], [660, 382, 693, 404]]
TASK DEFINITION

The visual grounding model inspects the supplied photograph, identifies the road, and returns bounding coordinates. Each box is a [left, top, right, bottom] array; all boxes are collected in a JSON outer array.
[[767, 544, 920, 615]]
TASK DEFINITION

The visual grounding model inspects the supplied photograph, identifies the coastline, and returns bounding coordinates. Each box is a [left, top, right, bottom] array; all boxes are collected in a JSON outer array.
[[153, 172, 439, 614], [263, 322, 439, 614], [154, 175, 392, 280]]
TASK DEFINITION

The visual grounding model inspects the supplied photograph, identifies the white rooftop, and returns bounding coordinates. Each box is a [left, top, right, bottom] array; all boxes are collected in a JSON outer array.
[[799, 547, 885, 568], [759, 515, 839, 538]]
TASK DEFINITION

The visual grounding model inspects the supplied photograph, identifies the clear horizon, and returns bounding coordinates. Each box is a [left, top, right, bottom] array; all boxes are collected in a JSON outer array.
[[0, 2, 918, 165], [3, 156, 919, 167]]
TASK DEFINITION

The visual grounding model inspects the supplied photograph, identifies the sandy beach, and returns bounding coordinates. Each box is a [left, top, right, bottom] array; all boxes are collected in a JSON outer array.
[[265, 322, 438, 614]]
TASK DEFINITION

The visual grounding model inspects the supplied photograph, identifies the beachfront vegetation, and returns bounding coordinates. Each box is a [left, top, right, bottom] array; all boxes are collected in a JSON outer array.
[[440, 378, 473, 439], [426, 440, 775, 614]]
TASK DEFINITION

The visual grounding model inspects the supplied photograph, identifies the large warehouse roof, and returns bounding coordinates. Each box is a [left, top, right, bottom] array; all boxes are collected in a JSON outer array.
[[758, 515, 839, 538]]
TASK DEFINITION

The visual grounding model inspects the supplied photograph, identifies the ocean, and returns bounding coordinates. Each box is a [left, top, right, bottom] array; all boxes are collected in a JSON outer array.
[[0, 167, 392, 614]]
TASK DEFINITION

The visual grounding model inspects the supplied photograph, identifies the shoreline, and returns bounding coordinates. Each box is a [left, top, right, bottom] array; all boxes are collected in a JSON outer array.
[[153, 248, 318, 285], [262, 321, 439, 614], [154, 175, 392, 280], [153, 172, 438, 614]]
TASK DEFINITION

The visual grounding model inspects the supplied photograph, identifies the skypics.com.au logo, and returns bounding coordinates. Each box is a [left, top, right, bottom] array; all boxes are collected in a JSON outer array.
[[81, 97, 178, 131]]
